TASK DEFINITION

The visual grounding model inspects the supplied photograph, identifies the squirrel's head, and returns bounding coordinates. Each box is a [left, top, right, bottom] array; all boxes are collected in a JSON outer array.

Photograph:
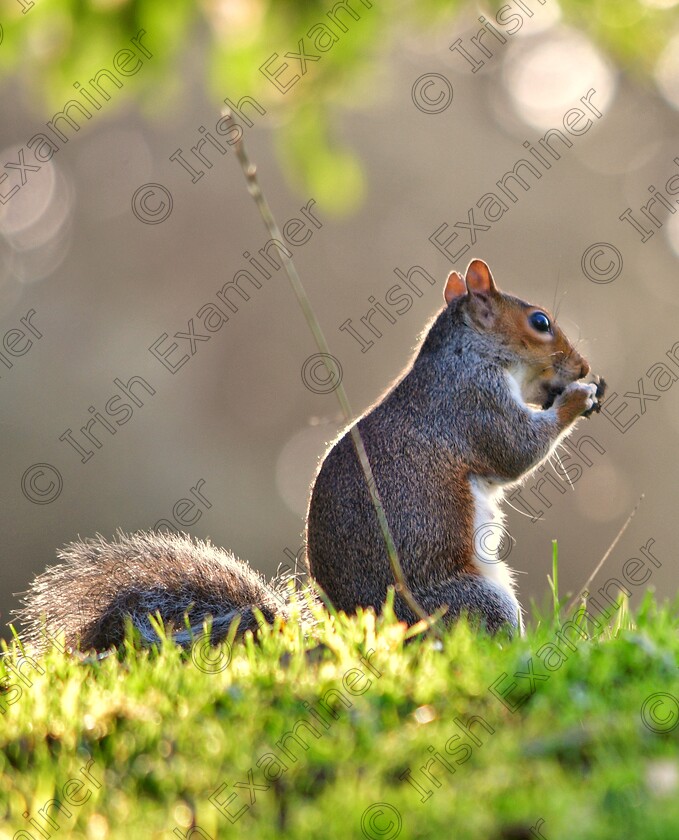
[[444, 259, 590, 409]]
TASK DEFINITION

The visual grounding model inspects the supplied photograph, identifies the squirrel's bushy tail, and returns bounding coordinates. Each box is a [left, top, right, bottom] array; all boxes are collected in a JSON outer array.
[[15, 530, 302, 653]]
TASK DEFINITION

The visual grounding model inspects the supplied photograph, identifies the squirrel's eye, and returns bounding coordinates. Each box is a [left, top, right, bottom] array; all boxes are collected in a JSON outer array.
[[529, 311, 551, 333]]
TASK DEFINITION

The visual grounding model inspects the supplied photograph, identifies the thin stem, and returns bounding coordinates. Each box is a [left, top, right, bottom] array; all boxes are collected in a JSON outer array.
[[565, 495, 644, 616], [548, 539, 559, 626], [225, 111, 432, 628]]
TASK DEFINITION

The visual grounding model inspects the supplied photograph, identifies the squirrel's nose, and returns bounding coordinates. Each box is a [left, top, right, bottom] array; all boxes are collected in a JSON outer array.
[[579, 360, 590, 378]]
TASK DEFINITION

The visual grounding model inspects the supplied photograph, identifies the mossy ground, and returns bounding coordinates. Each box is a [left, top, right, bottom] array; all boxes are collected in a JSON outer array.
[[1, 589, 678, 840]]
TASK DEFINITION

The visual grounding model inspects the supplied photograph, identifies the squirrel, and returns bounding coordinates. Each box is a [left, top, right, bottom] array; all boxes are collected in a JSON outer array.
[[16, 259, 605, 653]]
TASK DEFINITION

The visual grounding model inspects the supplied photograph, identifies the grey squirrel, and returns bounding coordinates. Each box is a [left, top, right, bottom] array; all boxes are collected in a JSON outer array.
[[16, 259, 604, 652]]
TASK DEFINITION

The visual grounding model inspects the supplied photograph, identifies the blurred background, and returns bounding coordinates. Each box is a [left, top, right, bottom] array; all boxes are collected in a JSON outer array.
[[0, 0, 678, 636]]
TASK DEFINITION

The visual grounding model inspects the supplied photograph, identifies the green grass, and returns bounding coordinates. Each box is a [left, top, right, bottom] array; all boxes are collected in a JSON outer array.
[[1, 590, 679, 840]]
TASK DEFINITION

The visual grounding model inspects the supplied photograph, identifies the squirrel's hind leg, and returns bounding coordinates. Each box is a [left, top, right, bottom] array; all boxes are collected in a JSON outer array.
[[401, 574, 523, 636]]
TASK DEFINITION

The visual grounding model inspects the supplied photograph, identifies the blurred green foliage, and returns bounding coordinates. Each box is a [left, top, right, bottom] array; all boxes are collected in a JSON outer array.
[[0, 0, 677, 213]]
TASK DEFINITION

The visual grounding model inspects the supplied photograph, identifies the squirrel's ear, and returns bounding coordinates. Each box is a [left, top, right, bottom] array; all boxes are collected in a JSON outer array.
[[465, 259, 497, 295], [444, 270, 467, 304]]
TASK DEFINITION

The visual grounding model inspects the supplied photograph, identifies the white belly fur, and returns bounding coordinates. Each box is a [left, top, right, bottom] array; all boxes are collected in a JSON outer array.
[[469, 476, 522, 619]]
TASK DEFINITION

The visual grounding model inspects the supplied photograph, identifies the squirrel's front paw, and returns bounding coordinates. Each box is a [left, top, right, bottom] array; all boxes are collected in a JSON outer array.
[[582, 376, 607, 417], [554, 381, 598, 425]]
